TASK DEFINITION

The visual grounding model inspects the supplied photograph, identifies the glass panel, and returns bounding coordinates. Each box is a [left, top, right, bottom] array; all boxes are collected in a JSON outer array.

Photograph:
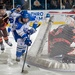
[[14, 0, 29, 10], [0, 0, 13, 10], [61, 0, 75, 9], [0, 0, 30, 10], [47, 0, 61, 9]]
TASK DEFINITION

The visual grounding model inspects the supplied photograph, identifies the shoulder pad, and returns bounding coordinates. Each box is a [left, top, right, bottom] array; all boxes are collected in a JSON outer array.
[[15, 16, 20, 22], [29, 14, 36, 21], [11, 8, 16, 13], [15, 17, 22, 29], [16, 22, 23, 29]]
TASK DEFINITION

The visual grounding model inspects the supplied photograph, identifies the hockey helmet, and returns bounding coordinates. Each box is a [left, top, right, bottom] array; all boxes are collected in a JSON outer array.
[[46, 13, 50, 18], [21, 10, 29, 18], [16, 5, 21, 8]]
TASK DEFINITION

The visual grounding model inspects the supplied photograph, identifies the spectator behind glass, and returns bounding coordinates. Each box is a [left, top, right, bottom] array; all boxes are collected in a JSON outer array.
[[31, 0, 44, 10], [34, 0, 41, 7], [15, 0, 29, 10], [15, 0, 25, 6], [62, 0, 74, 9], [33, 0, 42, 9], [57, 0, 60, 9], [47, 0, 60, 9], [50, 0, 57, 9], [0, 0, 3, 3], [71, 5, 75, 12]]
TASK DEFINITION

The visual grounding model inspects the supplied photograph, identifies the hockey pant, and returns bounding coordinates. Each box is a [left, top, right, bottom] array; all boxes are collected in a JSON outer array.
[[0, 28, 9, 44], [16, 39, 27, 58]]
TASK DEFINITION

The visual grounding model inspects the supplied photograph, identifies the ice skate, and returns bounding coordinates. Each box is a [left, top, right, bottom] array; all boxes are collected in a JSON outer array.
[[5, 40, 12, 46], [16, 57, 20, 62], [0, 43, 5, 52]]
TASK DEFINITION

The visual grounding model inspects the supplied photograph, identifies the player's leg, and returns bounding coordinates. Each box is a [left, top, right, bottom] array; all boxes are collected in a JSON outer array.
[[2, 28, 12, 46], [16, 39, 26, 62], [0, 30, 5, 51]]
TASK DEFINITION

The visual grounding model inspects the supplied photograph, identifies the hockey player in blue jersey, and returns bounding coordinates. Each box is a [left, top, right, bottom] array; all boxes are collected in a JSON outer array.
[[13, 10, 41, 62]]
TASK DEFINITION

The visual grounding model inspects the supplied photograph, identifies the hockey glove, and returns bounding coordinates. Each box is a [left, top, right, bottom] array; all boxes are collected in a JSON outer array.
[[27, 29, 35, 35], [25, 38, 32, 46], [8, 27, 11, 33], [32, 22, 41, 30], [21, 33, 28, 41], [32, 23, 38, 30]]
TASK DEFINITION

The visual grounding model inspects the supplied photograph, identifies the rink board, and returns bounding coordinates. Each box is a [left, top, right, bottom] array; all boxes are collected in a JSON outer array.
[[27, 12, 75, 71]]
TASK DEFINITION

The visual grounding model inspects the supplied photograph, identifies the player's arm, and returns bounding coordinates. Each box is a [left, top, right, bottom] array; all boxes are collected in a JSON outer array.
[[16, 23, 28, 40], [16, 24, 32, 46], [27, 20, 41, 35]]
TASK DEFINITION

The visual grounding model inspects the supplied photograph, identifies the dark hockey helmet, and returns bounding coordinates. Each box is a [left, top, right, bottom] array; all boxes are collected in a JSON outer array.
[[72, 5, 75, 9], [16, 5, 21, 9]]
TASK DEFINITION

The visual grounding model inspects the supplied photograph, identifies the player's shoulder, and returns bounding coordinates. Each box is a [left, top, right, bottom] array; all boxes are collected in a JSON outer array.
[[15, 17, 23, 29], [10, 8, 16, 13], [29, 15, 36, 21], [15, 16, 20, 22], [16, 22, 23, 30]]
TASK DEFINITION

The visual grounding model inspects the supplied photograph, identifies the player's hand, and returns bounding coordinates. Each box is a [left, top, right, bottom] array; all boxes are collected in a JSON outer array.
[[25, 38, 32, 46]]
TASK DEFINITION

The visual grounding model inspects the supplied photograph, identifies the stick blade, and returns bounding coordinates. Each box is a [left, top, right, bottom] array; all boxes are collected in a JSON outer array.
[[21, 70, 28, 74]]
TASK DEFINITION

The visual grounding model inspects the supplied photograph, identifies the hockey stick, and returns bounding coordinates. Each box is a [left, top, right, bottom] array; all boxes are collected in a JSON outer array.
[[21, 46, 28, 73]]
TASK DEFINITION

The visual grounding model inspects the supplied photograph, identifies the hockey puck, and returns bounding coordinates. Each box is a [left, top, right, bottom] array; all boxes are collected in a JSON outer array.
[[27, 65, 30, 68]]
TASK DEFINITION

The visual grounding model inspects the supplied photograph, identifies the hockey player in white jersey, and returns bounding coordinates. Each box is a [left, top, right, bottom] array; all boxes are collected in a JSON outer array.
[[10, 5, 22, 17], [13, 10, 41, 62], [8, 5, 22, 35]]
